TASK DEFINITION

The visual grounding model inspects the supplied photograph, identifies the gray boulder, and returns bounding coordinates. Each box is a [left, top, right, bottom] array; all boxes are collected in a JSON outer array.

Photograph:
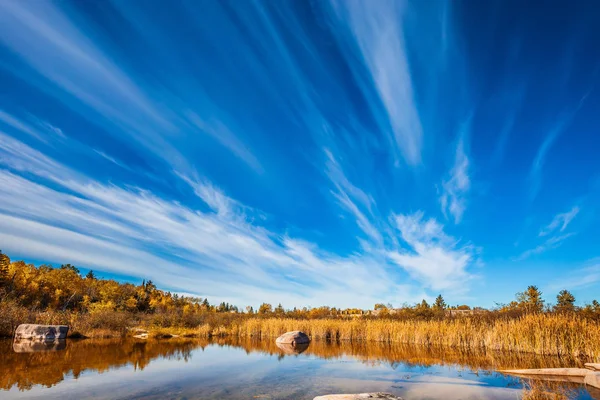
[[314, 394, 402, 400], [275, 331, 310, 345], [14, 324, 69, 340]]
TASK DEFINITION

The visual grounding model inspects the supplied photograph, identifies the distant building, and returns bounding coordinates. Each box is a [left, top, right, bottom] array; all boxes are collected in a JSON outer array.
[[446, 308, 486, 316]]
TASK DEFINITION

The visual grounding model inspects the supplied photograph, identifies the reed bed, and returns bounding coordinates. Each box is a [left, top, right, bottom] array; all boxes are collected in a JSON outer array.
[[232, 315, 600, 359]]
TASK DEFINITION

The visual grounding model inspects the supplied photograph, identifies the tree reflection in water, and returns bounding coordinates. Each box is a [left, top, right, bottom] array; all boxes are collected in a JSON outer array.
[[0, 337, 590, 393]]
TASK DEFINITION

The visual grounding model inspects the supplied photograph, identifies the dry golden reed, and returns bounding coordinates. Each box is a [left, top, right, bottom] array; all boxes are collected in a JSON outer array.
[[230, 315, 600, 359]]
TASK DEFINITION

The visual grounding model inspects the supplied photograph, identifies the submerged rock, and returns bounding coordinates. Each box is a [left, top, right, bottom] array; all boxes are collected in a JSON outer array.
[[276, 341, 309, 355], [499, 368, 591, 377], [500, 368, 600, 390], [313, 393, 402, 400], [133, 333, 148, 339], [14, 324, 69, 340], [275, 331, 310, 345]]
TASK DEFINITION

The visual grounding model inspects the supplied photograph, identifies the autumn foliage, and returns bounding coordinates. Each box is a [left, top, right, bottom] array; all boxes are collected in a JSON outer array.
[[2, 251, 600, 359]]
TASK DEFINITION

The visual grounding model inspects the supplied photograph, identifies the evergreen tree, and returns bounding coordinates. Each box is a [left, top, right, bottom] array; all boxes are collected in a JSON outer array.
[[517, 285, 544, 313], [433, 295, 447, 311], [555, 290, 576, 313], [0, 250, 10, 288], [60, 264, 80, 274], [86, 270, 96, 280], [274, 303, 285, 314], [415, 299, 433, 319]]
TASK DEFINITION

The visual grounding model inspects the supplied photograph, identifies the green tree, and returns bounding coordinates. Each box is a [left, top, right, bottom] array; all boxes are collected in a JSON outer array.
[[517, 285, 544, 313], [86, 270, 96, 280], [0, 250, 10, 288], [274, 303, 285, 314], [415, 299, 433, 319], [60, 264, 80, 274], [555, 290, 576, 313], [433, 295, 447, 311]]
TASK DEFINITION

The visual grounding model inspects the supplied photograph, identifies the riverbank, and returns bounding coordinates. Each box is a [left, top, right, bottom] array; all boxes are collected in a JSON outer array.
[[7, 314, 596, 359], [3, 255, 600, 360]]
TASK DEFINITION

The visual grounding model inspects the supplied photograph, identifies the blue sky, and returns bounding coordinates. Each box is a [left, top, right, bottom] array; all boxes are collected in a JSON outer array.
[[0, 0, 599, 309]]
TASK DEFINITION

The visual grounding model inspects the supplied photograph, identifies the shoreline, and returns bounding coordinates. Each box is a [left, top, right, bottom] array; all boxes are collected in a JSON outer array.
[[4, 315, 600, 361]]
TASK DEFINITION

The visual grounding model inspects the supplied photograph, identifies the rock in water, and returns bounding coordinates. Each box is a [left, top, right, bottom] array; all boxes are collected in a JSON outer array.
[[314, 393, 402, 400], [585, 373, 600, 389], [585, 363, 600, 372], [14, 324, 69, 340], [499, 368, 591, 377], [275, 331, 310, 345]]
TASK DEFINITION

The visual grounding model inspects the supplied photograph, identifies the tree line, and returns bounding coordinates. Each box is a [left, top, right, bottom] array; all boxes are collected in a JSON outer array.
[[1, 251, 600, 323]]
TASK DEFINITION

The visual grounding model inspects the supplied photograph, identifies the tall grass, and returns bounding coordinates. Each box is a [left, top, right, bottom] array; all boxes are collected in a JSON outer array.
[[521, 379, 577, 400], [4, 297, 600, 359], [233, 315, 600, 359]]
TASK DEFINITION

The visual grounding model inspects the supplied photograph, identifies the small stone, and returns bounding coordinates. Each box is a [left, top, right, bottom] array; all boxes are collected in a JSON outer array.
[[275, 331, 310, 345], [133, 333, 148, 339]]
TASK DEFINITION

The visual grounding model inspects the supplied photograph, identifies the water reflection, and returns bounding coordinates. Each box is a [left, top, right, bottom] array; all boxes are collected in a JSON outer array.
[[275, 341, 310, 355], [12, 340, 67, 353], [0, 337, 595, 399], [1, 338, 196, 391]]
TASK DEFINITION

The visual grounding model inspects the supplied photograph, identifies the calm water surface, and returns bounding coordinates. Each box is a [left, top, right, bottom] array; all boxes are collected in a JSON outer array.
[[1, 338, 597, 399]]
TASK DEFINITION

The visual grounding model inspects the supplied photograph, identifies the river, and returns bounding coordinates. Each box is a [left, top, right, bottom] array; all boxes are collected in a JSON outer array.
[[0, 337, 596, 399]]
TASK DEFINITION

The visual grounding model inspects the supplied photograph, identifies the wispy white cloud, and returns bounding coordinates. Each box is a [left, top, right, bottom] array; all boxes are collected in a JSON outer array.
[[93, 150, 132, 171], [516, 205, 580, 260], [0, 133, 431, 307], [0, 109, 47, 142], [0, 0, 260, 175], [529, 125, 562, 199], [440, 137, 470, 224], [539, 206, 580, 236], [323, 146, 477, 294], [548, 262, 600, 291], [528, 90, 589, 199], [0, 1, 481, 307], [387, 211, 476, 292], [186, 112, 263, 174], [31, 117, 66, 138], [324, 149, 382, 246], [328, 0, 423, 166], [516, 233, 576, 261], [0, 129, 478, 306]]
